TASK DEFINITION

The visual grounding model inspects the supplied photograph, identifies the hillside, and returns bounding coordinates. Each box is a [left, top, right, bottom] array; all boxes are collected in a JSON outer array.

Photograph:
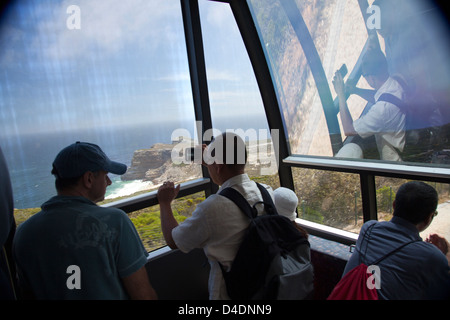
[[251, 0, 369, 156]]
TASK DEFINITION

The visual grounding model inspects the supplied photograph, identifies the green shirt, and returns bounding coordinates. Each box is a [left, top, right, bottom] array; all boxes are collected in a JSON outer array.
[[13, 196, 148, 299]]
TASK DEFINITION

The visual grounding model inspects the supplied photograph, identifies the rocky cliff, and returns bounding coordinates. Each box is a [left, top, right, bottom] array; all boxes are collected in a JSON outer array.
[[121, 142, 202, 184], [121, 140, 278, 184]]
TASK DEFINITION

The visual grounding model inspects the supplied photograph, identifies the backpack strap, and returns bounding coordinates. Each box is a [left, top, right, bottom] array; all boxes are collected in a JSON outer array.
[[219, 187, 257, 219], [255, 183, 278, 216], [219, 182, 277, 219], [370, 239, 420, 266], [390, 73, 412, 97], [357, 223, 377, 265], [357, 223, 420, 266], [377, 93, 407, 112]]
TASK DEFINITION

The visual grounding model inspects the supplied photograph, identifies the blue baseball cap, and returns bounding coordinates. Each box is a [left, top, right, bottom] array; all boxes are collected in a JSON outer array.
[[52, 141, 127, 179]]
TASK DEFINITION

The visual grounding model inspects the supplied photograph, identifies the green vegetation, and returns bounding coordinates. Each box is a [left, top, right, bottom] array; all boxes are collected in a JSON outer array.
[[127, 193, 205, 251], [292, 168, 362, 229], [376, 186, 396, 214], [14, 207, 40, 225], [292, 169, 450, 231]]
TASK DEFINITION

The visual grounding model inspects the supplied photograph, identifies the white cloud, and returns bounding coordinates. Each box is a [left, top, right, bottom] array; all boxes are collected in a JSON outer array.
[[158, 72, 191, 82], [157, 68, 241, 83], [206, 68, 240, 82], [202, 1, 237, 32], [36, 0, 181, 61]]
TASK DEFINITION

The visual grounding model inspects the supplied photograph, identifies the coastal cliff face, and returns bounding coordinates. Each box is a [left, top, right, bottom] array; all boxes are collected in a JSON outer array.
[[121, 143, 202, 184], [121, 140, 278, 184]]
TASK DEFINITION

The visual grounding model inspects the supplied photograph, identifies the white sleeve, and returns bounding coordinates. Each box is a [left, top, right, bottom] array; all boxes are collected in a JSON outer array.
[[171, 197, 213, 253]]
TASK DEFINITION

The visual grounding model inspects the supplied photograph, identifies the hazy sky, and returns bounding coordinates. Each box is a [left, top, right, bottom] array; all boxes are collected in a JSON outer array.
[[0, 0, 264, 136]]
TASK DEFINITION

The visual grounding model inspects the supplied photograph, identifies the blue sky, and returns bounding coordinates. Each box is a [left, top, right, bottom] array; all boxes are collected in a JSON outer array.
[[0, 0, 265, 137]]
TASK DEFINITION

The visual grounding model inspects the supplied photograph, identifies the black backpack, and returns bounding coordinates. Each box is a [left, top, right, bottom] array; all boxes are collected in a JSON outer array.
[[219, 183, 314, 300]]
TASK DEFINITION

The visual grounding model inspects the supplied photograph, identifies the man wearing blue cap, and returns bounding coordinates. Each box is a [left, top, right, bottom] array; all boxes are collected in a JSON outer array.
[[13, 142, 157, 300]]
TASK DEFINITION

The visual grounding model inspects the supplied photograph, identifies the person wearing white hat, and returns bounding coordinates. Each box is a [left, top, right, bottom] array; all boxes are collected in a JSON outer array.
[[273, 187, 308, 239]]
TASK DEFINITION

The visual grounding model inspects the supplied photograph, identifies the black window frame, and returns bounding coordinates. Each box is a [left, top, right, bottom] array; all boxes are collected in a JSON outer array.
[[104, 0, 450, 247]]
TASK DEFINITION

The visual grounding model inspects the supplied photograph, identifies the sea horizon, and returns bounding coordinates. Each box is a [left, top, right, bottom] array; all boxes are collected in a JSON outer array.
[[2, 115, 270, 209]]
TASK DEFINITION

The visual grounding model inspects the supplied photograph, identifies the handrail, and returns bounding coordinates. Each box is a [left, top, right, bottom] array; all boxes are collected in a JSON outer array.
[[102, 177, 211, 213], [284, 155, 450, 183], [296, 218, 358, 246], [231, 0, 295, 192]]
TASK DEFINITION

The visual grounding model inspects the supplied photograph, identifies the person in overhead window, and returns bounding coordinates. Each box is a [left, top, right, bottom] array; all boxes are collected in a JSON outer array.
[[333, 49, 406, 161]]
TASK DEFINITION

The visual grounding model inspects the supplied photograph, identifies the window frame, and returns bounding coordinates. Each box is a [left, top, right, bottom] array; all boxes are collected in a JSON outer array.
[[105, 0, 450, 247], [230, 0, 450, 239]]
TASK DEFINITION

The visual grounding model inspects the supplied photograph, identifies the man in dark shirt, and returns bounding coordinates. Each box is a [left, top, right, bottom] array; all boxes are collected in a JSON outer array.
[[13, 142, 157, 299], [343, 181, 450, 299]]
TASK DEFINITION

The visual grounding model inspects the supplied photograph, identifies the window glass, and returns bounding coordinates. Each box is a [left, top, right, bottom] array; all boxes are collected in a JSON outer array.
[[199, 0, 279, 188], [0, 1, 201, 247], [292, 168, 362, 234], [248, 0, 450, 168], [127, 191, 206, 252]]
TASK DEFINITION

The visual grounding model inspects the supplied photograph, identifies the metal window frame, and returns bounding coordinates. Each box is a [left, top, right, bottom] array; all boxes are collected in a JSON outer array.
[[180, 0, 219, 197], [105, 0, 450, 247], [228, 0, 450, 225]]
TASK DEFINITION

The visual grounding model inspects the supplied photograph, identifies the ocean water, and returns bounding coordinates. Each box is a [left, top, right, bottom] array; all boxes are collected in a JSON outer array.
[[104, 178, 155, 201], [1, 120, 188, 209], [2, 115, 269, 209]]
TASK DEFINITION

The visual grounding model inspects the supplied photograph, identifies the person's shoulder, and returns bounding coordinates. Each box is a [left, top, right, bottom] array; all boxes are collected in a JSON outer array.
[[360, 220, 378, 233], [233, 176, 269, 196], [378, 76, 405, 99], [414, 240, 448, 262], [196, 193, 228, 212], [356, 220, 382, 244], [15, 209, 43, 234], [97, 204, 126, 214], [199, 186, 255, 214], [95, 205, 128, 219], [78, 205, 129, 228]]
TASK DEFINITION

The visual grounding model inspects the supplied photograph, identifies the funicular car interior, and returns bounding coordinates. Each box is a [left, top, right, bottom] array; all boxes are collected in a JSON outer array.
[[112, 0, 450, 299], [1, 0, 449, 300]]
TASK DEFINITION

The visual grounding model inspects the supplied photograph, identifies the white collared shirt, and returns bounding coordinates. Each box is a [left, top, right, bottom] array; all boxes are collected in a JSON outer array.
[[172, 173, 271, 299], [353, 77, 406, 161]]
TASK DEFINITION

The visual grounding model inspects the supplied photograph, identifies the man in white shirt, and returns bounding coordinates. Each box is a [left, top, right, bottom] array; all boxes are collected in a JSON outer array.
[[333, 49, 406, 161], [157, 132, 270, 299]]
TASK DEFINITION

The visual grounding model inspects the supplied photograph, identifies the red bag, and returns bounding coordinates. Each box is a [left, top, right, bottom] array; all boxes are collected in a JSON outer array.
[[327, 263, 378, 300], [328, 222, 419, 300]]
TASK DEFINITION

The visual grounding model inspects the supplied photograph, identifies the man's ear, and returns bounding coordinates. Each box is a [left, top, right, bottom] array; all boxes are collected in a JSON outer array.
[[216, 163, 225, 175], [416, 211, 435, 233], [81, 171, 94, 189]]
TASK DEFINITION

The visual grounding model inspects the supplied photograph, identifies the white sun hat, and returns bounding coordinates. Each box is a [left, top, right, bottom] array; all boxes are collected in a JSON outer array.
[[273, 187, 298, 221]]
